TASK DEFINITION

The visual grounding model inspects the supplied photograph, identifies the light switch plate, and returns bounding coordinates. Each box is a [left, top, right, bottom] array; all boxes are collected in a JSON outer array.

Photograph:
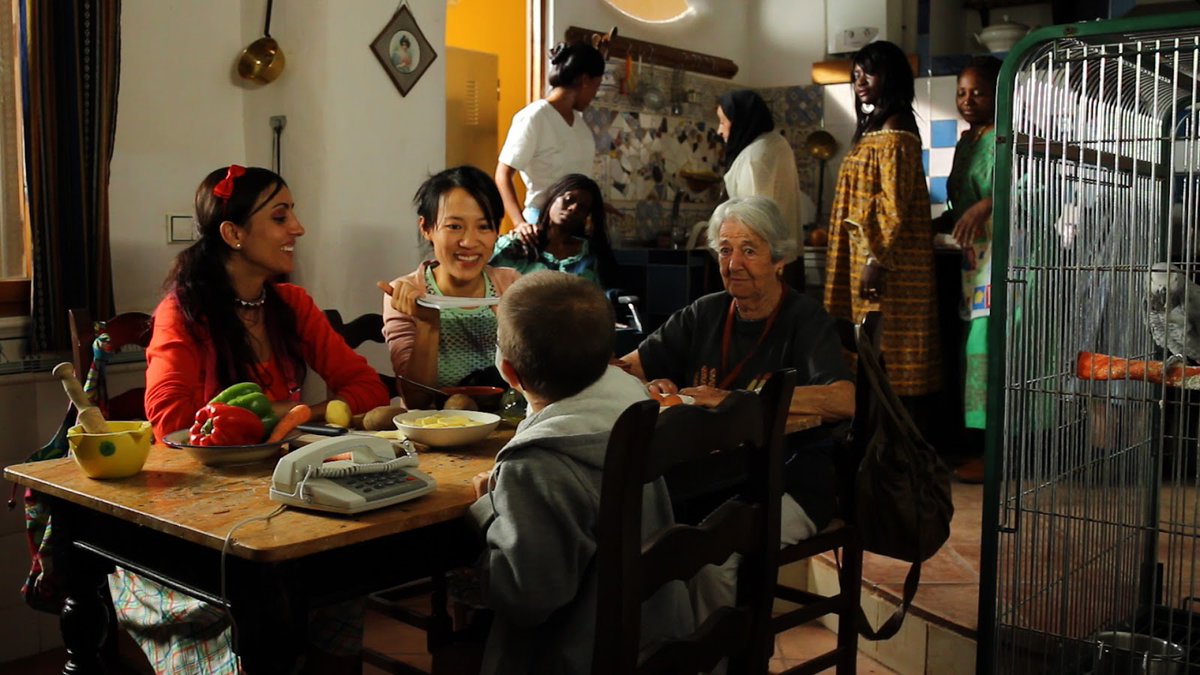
[[167, 213, 196, 243]]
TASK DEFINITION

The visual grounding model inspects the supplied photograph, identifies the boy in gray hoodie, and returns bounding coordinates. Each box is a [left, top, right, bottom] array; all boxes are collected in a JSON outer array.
[[467, 271, 693, 674]]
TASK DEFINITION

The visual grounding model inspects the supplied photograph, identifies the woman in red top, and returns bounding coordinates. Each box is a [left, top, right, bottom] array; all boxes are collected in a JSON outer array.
[[145, 165, 389, 440]]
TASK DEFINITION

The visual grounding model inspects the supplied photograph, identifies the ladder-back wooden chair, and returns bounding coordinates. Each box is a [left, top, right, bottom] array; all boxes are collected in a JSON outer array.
[[68, 308, 153, 421], [770, 311, 882, 675], [323, 309, 398, 398], [593, 369, 795, 674]]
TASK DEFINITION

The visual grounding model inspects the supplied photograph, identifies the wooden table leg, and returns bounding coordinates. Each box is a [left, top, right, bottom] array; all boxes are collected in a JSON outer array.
[[57, 510, 111, 674], [228, 567, 305, 674]]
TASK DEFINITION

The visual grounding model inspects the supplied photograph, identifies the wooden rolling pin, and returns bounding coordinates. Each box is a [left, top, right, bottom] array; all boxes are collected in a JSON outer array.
[[52, 362, 109, 433]]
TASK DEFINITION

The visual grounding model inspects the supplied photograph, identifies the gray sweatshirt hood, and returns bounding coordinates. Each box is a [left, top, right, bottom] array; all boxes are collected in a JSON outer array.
[[495, 366, 650, 470]]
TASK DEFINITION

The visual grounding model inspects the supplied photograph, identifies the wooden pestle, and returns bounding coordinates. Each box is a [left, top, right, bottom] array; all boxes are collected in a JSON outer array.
[[52, 362, 109, 434]]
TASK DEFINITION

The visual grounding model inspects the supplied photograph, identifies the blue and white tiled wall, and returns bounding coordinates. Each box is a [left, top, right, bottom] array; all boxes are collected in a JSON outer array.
[[822, 75, 968, 221]]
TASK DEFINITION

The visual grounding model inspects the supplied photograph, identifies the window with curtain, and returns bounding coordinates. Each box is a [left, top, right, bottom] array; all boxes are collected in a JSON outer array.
[[0, 0, 29, 318]]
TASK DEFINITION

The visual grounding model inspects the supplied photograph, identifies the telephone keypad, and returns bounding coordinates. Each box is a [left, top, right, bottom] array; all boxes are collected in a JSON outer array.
[[333, 470, 430, 501]]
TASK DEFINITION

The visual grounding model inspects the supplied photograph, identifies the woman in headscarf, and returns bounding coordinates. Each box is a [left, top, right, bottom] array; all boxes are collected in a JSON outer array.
[[717, 89, 813, 289]]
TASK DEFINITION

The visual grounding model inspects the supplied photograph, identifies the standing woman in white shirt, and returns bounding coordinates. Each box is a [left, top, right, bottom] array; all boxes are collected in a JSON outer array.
[[495, 40, 604, 249], [717, 89, 813, 289]]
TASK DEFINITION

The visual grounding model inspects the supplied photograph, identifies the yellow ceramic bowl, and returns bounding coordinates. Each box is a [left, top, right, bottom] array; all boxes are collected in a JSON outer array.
[[67, 421, 153, 479]]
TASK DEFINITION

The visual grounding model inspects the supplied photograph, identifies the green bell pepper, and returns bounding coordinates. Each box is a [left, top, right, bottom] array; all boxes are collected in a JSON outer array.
[[209, 382, 279, 438], [210, 382, 263, 405]]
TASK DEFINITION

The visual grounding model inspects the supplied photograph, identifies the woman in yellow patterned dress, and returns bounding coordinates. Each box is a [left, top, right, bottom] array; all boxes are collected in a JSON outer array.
[[824, 40, 942, 402]]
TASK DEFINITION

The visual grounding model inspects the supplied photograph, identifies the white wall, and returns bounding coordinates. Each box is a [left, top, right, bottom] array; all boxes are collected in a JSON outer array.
[[239, 0, 445, 336], [109, 0, 249, 314], [748, 0, 826, 87], [110, 0, 443, 366]]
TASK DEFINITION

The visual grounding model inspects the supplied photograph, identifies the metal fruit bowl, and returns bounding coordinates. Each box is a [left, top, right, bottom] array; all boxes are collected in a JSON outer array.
[[162, 429, 300, 466]]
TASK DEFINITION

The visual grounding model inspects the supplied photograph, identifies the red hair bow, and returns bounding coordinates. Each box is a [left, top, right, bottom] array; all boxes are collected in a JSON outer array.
[[212, 165, 246, 200]]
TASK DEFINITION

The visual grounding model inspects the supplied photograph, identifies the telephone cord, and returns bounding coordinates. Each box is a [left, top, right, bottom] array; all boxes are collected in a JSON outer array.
[[219, 504, 288, 660]]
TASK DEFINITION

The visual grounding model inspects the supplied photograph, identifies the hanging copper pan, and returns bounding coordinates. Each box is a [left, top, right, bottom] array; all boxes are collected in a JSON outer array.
[[237, 0, 285, 84]]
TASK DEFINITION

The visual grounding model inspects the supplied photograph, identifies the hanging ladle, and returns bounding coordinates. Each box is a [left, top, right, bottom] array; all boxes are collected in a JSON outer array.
[[237, 0, 285, 84]]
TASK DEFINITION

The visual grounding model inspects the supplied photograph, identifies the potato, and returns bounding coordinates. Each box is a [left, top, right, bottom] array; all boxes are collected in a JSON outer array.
[[363, 404, 408, 431], [443, 394, 478, 411], [325, 399, 352, 428]]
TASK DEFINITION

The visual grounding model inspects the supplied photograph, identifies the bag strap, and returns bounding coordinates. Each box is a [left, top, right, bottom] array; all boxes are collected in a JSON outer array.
[[853, 327, 928, 641], [857, 560, 922, 641], [857, 329, 925, 443]]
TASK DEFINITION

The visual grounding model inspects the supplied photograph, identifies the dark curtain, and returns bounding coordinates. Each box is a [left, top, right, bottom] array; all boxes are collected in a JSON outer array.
[[21, 0, 120, 353]]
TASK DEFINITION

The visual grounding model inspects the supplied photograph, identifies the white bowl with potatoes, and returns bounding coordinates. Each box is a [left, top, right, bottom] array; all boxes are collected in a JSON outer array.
[[393, 409, 501, 447]]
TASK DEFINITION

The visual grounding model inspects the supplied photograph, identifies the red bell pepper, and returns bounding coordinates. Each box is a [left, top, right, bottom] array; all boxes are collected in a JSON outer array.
[[189, 403, 266, 446]]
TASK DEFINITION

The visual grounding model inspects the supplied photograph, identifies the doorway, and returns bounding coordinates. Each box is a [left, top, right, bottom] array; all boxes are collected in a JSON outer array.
[[445, 0, 537, 231]]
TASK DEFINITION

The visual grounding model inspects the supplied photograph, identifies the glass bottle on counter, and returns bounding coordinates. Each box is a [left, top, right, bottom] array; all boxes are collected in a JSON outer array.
[[498, 388, 527, 425]]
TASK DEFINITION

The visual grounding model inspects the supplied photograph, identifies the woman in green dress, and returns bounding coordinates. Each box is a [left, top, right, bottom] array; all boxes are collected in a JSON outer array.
[[941, 56, 1002, 482]]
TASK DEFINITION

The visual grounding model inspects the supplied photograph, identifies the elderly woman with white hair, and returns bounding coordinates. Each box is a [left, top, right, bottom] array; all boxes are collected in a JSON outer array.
[[620, 195, 854, 539]]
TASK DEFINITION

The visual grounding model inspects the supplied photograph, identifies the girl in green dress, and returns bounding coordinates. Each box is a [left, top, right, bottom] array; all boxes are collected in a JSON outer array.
[[490, 173, 616, 288]]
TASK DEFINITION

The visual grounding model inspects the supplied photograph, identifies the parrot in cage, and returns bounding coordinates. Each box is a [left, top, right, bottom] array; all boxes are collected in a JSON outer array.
[[1147, 262, 1200, 363]]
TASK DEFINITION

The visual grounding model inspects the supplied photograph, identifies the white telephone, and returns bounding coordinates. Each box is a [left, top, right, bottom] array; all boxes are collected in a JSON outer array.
[[269, 435, 436, 514]]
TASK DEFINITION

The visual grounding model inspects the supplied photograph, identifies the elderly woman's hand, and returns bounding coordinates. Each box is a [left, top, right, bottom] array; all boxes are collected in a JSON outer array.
[[859, 260, 888, 302], [646, 378, 678, 397], [679, 385, 731, 408], [378, 279, 440, 325]]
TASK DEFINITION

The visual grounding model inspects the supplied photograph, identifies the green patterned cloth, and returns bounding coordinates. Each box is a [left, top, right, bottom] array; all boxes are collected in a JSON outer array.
[[490, 234, 600, 285], [424, 266, 499, 387], [946, 128, 996, 428]]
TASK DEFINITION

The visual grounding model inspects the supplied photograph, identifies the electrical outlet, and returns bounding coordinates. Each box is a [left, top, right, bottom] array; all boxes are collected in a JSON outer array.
[[270, 115, 287, 131]]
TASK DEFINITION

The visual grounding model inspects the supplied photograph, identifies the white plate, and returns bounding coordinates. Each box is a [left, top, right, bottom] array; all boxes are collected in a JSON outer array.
[[415, 295, 501, 310], [393, 410, 501, 448]]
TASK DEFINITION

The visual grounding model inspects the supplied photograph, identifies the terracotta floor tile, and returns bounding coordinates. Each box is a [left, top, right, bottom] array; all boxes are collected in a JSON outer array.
[[770, 621, 898, 674], [364, 608, 434, 672], [880, 581, 980, 635]]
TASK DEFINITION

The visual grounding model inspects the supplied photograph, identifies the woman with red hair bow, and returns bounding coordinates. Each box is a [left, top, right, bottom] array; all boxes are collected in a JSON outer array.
[[144, 165, 388, 441], [125, 165, 388, 674]]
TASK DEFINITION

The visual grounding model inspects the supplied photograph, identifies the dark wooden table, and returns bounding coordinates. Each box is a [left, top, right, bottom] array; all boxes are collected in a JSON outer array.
[[4, 430, 511, 674]]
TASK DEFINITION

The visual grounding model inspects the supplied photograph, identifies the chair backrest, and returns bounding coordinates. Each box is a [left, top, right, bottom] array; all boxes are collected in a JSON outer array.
[[324, 309, 397, 397], [593, 369, 796, 674], [67, 308, 153, 420]]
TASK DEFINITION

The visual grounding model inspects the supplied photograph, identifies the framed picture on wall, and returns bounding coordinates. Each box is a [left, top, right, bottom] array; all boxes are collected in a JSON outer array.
[[370, 4, 436, 97]]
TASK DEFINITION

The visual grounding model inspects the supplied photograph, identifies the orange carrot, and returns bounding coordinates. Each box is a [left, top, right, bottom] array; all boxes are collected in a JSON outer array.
[[267, 404, 312, 443], [1076, 352, 1200, 388]]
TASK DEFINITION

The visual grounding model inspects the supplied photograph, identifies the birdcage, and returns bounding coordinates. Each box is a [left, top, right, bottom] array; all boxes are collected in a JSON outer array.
[[981, 12, 1200, 675]]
